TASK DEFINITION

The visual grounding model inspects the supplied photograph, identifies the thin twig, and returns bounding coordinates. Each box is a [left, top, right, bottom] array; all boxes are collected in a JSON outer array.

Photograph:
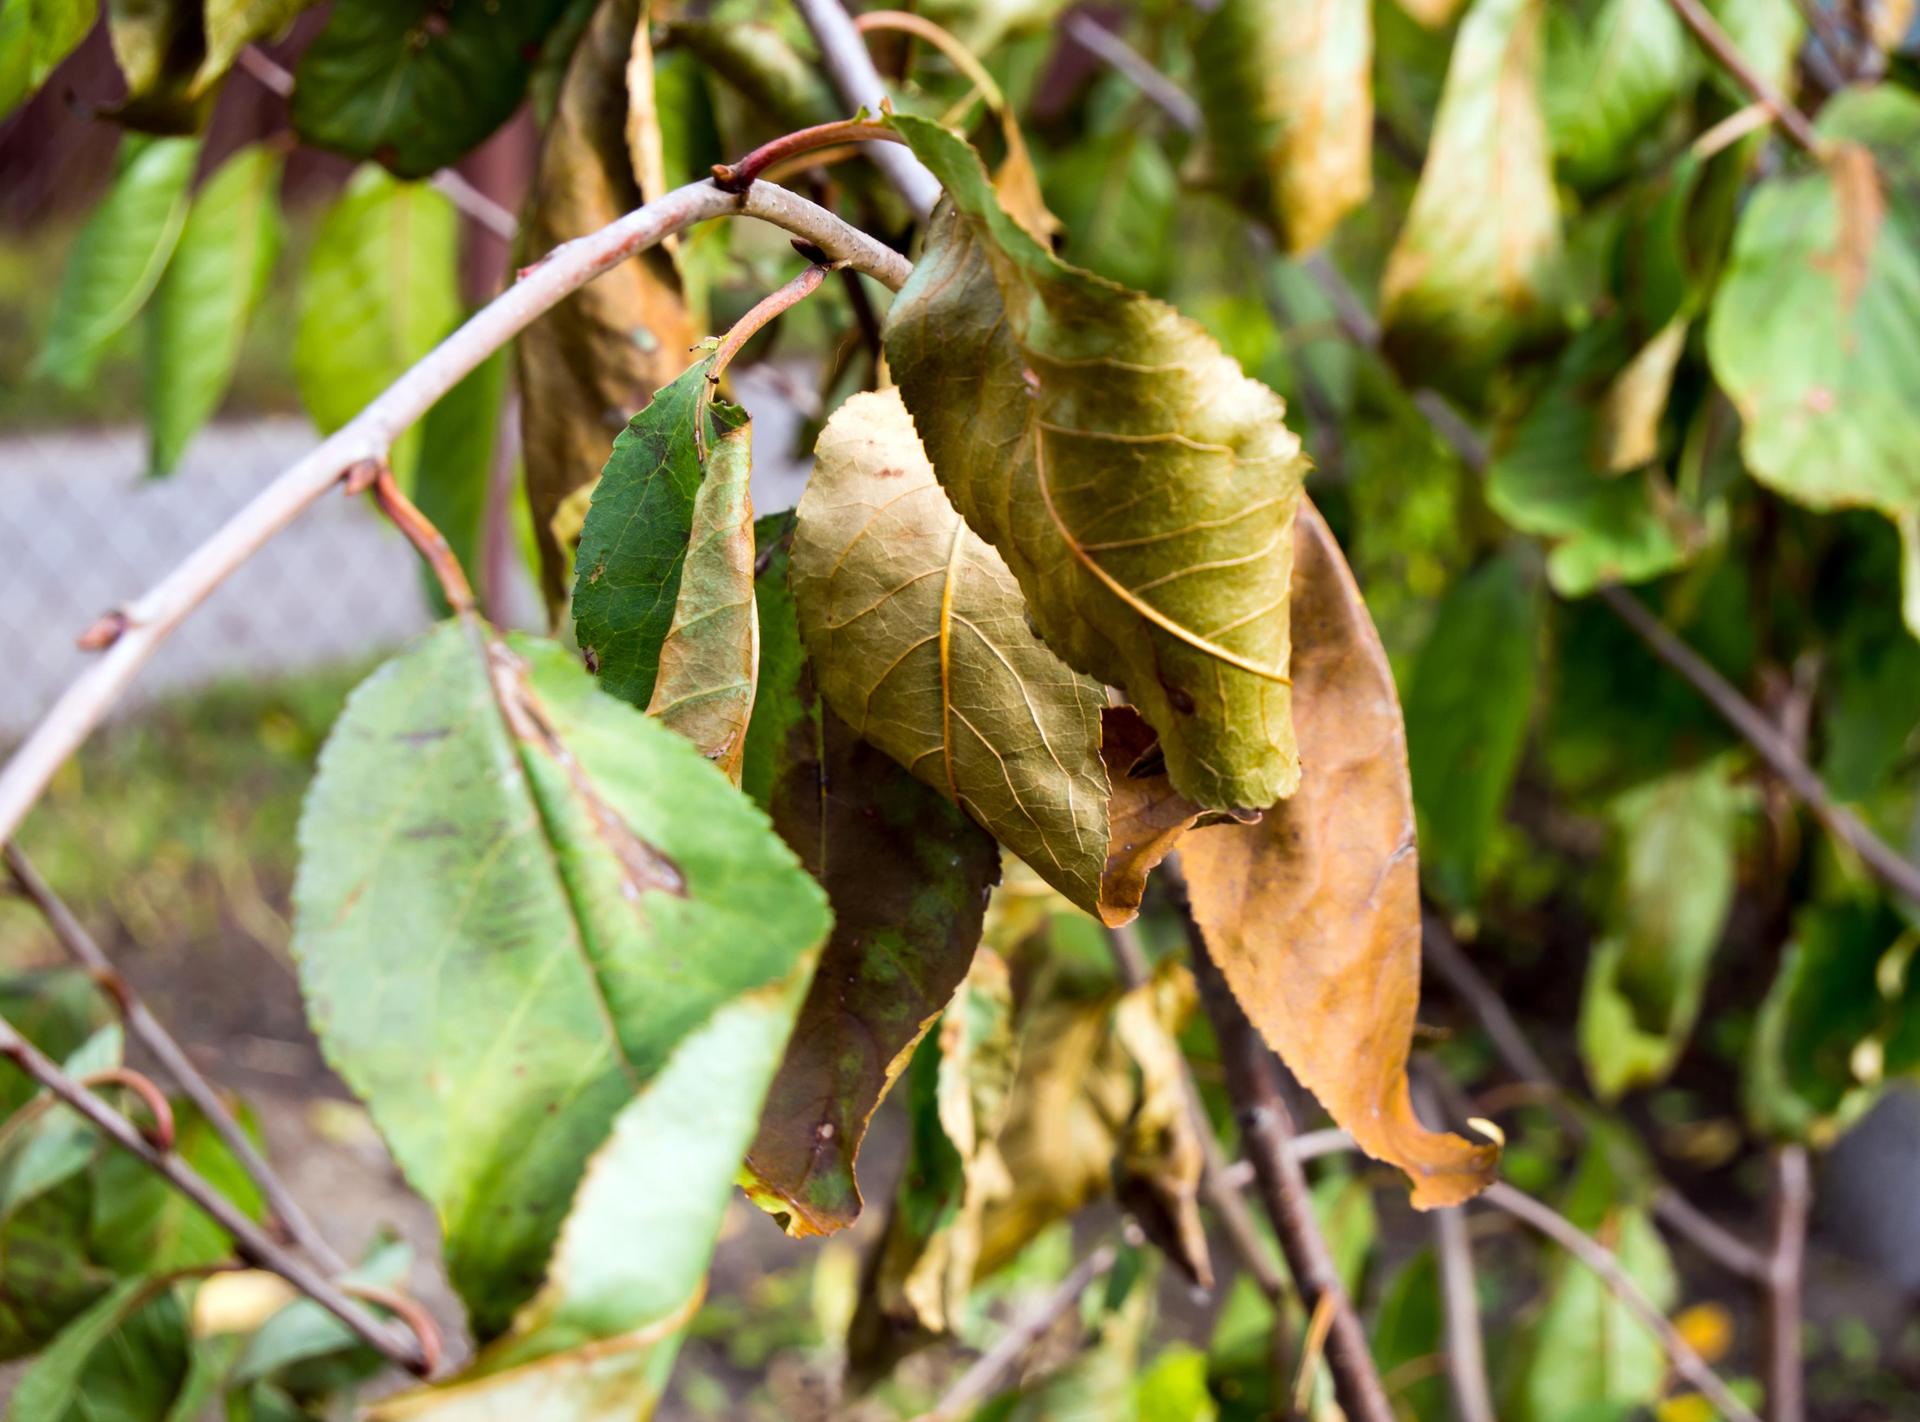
[[0, 1014, 428, 1375], [710, 118, 904, 191], [1184, 915, 1396, 1422], [1600, 586, 1920, 907], [1661, 0, 1823, 151], [789, 0, 943, 220], [709, 262, 837, 382], [1424, 913, 1771, 1282], [1763, 1145, 1811, 1422], [1106, 925, 1286, 1301], [235, 48, 519, 241], [1063, 14, 1202, 134], [4, 843, 347, 1273], [917, 1243, 1118, 1421], [1414, 1080, 1494, 1422], [0, 178, 909, 847], [1482, 1182, 1761, 1422], [370, 465, 477, 615]]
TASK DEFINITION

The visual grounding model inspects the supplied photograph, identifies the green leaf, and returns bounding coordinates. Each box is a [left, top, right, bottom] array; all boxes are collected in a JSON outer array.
[[292, 165, 459, 481], [105, 0, 210, 132], [1543, 0, 1693, 187], [1403, 552, 1542, 907], [1488, 323, 1706, 595], [1372, 1252, 1447, 1422], [291, 616, 829, 1336], [521, 0, 696, 608], [230, 1238, 410, 1389], [739, 535, 1000, 1237], [790, 387, 1113, 916], [89, 1099, 267, 1274], [1195, 0, 1372, 254], [1040, 127, 1179, 295], [572, 360, 746, 714], [144, 144, 284, 476], [883, 114, 1309, 812], [660, 18, 839, 134], [291, 0, 573, 178], [1707, 86, 1920, 589], [1705, 0, 1802, 96], [1747, 900, 1920, 1144], [1579, 756, 1748, 1099], [366, 934, 817, 1418], [198, 0, 315, 91], [35, 136, 198, 390], [0, 1026, 122, 1220], [0, 0, 94, 119], [412, 347, 507, 617], [1509, 1144, 1678, 1422], [1135, 1345, 1218, 1422], [8, 1277, 192, 1422], [1380, 0, 1564, 392]]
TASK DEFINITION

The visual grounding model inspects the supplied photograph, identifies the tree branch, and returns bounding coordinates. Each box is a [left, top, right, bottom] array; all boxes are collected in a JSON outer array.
[[1107, 925, 1287, 1302], [1413, 1079, 1494, 1422], [0, 1014, 429, 1375], [1063, 15, 1202, 134], [0, 178, 909, 847], [1481, 1182, 1761, 1422], [3, 844, 348, 1273], [789, 0, 944, 220], [1661, 0, 1823, 152], [1599, 587, 1920, 906], [1184, 914, 1396, 1422], [1763, 1144, 1811, 1422], [917, 1242, 1118, 1421]]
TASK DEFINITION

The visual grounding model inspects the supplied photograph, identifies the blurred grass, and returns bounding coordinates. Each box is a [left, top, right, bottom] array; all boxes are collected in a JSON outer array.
[[0, 663, 366, 971]]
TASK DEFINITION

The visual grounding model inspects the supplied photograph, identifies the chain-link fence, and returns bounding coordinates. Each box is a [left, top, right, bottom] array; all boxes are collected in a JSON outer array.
[[0, 419, 436, 739]]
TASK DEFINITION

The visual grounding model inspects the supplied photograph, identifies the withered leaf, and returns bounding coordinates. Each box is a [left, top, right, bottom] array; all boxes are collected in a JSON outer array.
[[792, 388, 1113, 915], [740, 537, 1000, 1235], [1180, 503, 1500, 1210], [645, 396, 758, 782], [1112, 961, 1213, 1289], [1379, 0, 1563, 394], [1195, 0, 1373, 254], [883, 114, 1308, 813], [520, 0, 698, 610]]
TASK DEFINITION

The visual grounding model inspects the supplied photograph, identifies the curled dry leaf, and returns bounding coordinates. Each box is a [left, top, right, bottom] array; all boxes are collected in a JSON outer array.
[[1180, 503, 1500, 1210], [740, 532, 1001, 1235], [1112, 961, 1213, 1289], [1195, 0, 1373, 254], [520, 0, 698, 609], [1380, 0, 1563, 393], [793, 388, 1111, 913], [644, 395, 758, 782], [795, 390, 1215, 926], [883, 114, 1308, 813]]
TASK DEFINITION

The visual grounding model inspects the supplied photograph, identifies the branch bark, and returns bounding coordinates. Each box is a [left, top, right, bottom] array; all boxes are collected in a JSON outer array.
[[1763, 1145, 1811, 1422], [1184, 915, 1396, 1422], [3, 844, 347, 1274], [1481, 1182, 1762, 1422], [0, 1014, 428, 1375], [789, 0, 943, 220], [1661, 0, 1823, 152], [0, 179, 909, 847]]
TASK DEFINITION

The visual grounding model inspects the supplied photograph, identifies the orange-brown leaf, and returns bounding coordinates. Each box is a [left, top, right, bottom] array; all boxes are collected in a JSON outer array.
[[1181, 502, 1499, 1210]]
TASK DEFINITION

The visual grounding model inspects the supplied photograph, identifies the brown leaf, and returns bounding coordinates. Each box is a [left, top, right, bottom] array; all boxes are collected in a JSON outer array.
[[1100, 705, 1218, 929], [1181, 502, 1499, 1210], [742, 706, 1001, 1235], [519, 0, 698, 610]]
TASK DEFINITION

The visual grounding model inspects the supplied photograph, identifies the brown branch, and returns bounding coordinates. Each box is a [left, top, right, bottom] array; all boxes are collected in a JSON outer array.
[[1662, 0, 1823, 152], [709, 262, 837, 384], [1599, 586, 1920, 907], [4, 843, 347, 1273], [0, 177, 910, 847], [1481, 1182, 1762, 1422], [917, 1242, 1118, 1421], [1107, 925, 1287, 1301], [370, 465, 476, 615], [710, 119, 904, 192], [1763, 1145, 1811, 1422], [0, 1014, 428, 1375], [1184, 915, 1396, 1422]]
